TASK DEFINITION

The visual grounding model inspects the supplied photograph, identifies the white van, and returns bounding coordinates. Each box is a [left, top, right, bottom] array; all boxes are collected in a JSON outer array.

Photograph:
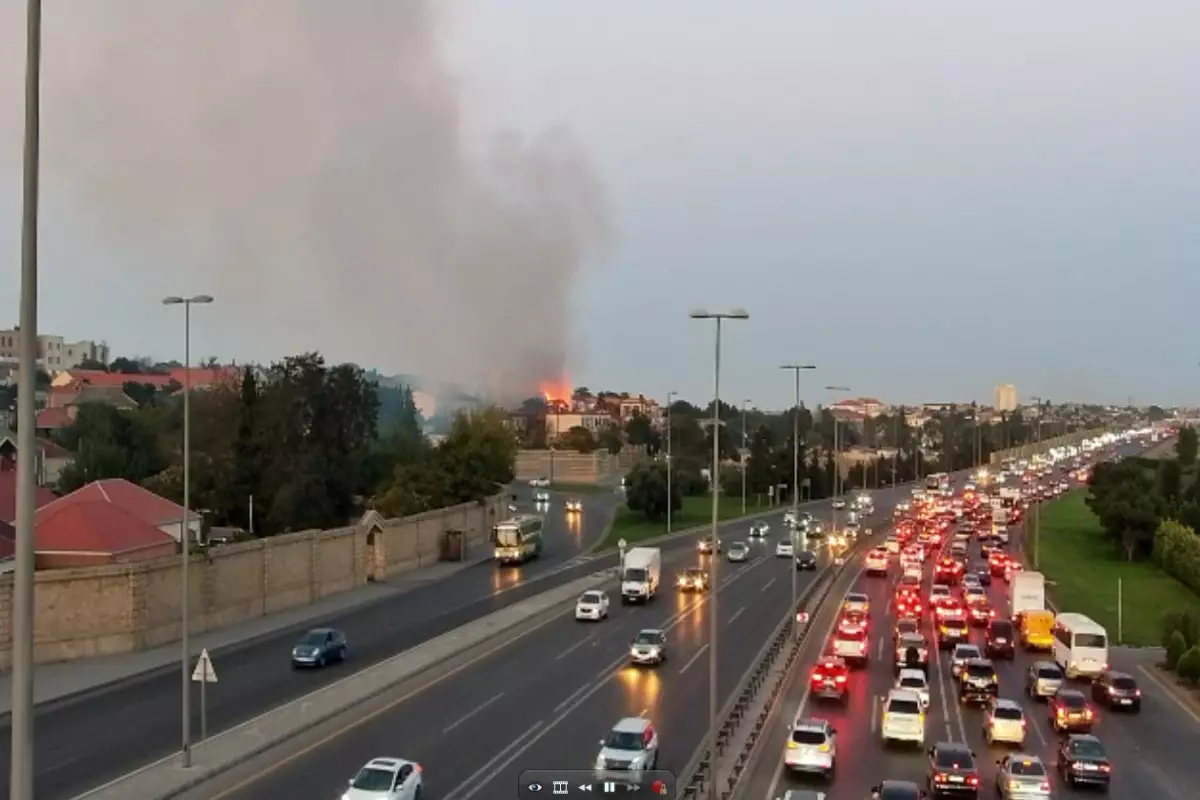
[[880, 688, 925, 746], [1052, 612, 1109, 679]]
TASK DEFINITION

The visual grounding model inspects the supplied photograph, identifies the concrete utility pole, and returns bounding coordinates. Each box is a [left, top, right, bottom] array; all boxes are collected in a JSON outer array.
[[689, 308, 748, 800], [740, 398, 751, 514], [780, 364, 815, 637], [825, 386, 851, 538], [666, 391, 677, 535]]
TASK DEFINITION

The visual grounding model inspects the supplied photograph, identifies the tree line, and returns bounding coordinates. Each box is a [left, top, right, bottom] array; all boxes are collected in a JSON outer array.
[[50, 353, 517, 535]]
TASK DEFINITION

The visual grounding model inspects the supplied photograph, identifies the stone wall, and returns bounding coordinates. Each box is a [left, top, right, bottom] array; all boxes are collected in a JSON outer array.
[[515, 448, 642, 483], [0, 494, 504, 668], [988, 426, 1109, 465]]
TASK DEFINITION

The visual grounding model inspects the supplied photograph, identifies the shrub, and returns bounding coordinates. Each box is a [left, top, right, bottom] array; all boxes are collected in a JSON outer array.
[[1162, 610, 1188, 649], [1166, 629, 1189, 670], [1176, 645, 1200, 684], [1153, 519, 1200, 594]]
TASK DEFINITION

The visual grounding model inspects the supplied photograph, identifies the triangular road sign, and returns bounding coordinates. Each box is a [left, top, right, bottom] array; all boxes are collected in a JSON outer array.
[[191, 648, 218, 683]]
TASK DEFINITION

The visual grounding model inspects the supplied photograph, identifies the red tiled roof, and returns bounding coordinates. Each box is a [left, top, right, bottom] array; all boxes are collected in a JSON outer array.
[[63, 367, 238, 391], [35, 407, 72, 429], [38, 478, 187, 528], [167, 366, 240, 387], [36, 437, 70, 458], [34, 499, 175, 556], [0, 465, 58, 523]]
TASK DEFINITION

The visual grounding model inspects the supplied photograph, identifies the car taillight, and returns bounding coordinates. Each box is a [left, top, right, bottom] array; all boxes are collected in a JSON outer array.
[[967, 776, 979, 786], [835, 675, 847, 683], [1100, 764, 1112, 772], [1039, 781, 1050, 791]]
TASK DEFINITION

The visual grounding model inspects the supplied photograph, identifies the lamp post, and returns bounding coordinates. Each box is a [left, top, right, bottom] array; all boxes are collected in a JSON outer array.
[[1031, 395, 1045, 569], [780, 365, 816, 637], [10, 3, 42, 797], [666, 390, 677, 535], [740, 398, 751, 514], [689, 307, 748, 800], [163, 294, 214, 768], [825, 386, 851, 542]]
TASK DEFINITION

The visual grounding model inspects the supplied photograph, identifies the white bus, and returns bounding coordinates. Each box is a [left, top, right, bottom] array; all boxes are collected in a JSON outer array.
[[492, 514, 544, 565], [1052, 612, 1109, 679]]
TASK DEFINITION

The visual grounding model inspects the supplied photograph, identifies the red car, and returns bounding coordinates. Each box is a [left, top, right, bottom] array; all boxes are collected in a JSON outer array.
[[839, 610, 869, 634], [967, 599, 993, 626], [934, 557, 963, 584], [895, 593, 923, 619], [810, 656, 849, 701]]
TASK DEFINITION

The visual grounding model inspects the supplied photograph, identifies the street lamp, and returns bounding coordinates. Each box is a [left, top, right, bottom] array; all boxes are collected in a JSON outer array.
[[780, 364, 816, 639], [10, 3, 42, 797], [825, 386, 851, 543], [666, 391, 677, 535], [1031, 395, 1045, 569], [740, 399, 752, 514], [689, 307, 748, 800], [163, 294, 214, 768]]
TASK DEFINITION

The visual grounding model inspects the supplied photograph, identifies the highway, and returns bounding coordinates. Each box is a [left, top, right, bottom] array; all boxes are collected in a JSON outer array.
[[0, 487, 618, 800], [176, 484, 920, 800], [747, 475, 1199, 798]]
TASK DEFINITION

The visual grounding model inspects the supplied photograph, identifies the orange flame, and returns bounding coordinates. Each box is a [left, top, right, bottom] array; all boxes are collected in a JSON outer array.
[[539, 378, 572, 406]]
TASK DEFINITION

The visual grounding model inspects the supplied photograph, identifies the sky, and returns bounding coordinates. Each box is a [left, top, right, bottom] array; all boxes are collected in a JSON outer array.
[[2, 1, 1198, 409]]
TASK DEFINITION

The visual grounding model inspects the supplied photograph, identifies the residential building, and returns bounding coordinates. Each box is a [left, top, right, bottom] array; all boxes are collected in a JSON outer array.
[[0, 457, 59, 525], [545, 410, 615, 437], [51, 366, 238, 393], [827, 397, 887, 418], [0, 519, 13, 559], [0, 326, 109, 370], [0, 429, 71, 487], [34, 500, 178, 568], [994, 384, 1018, 412], [37, 478, 198, 543]]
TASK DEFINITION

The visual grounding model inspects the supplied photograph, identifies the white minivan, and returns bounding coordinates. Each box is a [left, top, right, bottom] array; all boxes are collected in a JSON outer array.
[[1052, 612, 1109, 679]]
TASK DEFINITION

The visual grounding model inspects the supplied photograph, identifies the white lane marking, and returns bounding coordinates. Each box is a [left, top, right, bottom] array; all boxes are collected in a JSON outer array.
[[678, 644, 710, 674], [442, 691, 506, 733], [761, 577, 777, 592], [877, 637, 885, 660], [553, 684, 591, 714], [555, 631, 597, 660], [870, 696, 880, 733], [930, 626, 954, 741], [728, 606, 746, 626], [442, 720, 544, 800]]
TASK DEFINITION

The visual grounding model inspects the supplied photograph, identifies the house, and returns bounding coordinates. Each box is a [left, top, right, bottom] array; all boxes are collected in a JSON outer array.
[[0, 428, 72, 486], [827, 397, 887, 419], [0, 457, 58, 524], [0, 519, 13, 558], [35, 385, 138, 435], [51, 366, 238, 395], [37, 478, 199, 543], [34, 500, 178, 568]]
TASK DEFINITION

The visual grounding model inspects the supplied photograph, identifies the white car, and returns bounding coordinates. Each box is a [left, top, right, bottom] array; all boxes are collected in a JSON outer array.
[[565, 499, 583, 513], [749, 521, 770, 538], [831, 498, 846, 510], [534, 490, 550, 503], [341, 757, 423, 800], [783, 717, 837, 777], [895, 669, 931, 708], [575, 590, 609, 621], [865, 548, 889, 575], [880, 689, 925, 745], [983, 698, 1027, 746], [930, 584, 952, 602], [595, 717, 659, 782], [529, 476, 550, 488], [902, 564, 922, 582], [842, 592, 870, 615], [776, 540, 795, 558]]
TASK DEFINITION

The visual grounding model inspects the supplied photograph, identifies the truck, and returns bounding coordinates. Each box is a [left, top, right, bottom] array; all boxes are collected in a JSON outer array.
[[1010, 571, 1045, 618], [620, 547, 662, 603]]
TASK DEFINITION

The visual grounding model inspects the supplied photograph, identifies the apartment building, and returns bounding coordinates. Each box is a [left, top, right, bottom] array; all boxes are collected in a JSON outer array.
[[0, 326, 110, 370], [994, 383, 1018, 412]]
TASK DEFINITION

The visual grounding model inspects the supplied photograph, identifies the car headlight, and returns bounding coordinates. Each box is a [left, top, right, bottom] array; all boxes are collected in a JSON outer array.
[[596, 756, 607, 769]]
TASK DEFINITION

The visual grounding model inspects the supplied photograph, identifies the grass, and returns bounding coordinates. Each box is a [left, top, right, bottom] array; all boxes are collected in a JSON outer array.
[[1035, 490, 1200, 647], [598, 495, 772, 551]]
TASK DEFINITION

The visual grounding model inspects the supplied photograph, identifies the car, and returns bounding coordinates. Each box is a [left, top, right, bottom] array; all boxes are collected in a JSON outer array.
[[676, 567, 709, 591], [949, 542, 968, 559], [881, 689, 926, 746], [1056, 733, 1111, 790], [870, 780, 926, 800], [843, 592, 870, 615], [895, 633, 930, 674], [933, 597, 966, 624], [865, 548, 890, 575], [795, 549, 818, 570], [895, 591, 922, 619], [342, 757, 423, 800], [784, 717, 838, 777], [934, 559, 962, 584], [950, 644, 981, 679], [929, 584, 952, 602], [961, 572, 981, 589], [776, 539, 795, 558], [697, 538, 721, 554], [1091, 669, 1141, 711], [896, 668, 931, 708], [629, 629, 668, 666], [727, 542, 750, 562], [529, 476, 549, 487], [595, 717, 659, 782], [926, 741, 980, 797], [1048, 689, 1094, 733], [291, 627, 348, 668], [894, 618, 920, 641], [994, 754, 1050, 799], [749, 521, 769, 538], [984, 619, 1016, 659], [565, 499, 582, 513], [534, 490, 550, 503], [959, 658, 999, 705], [972, 566, 991, 587], [966, 599, 992, 627], [982, 698, 1027, 746], [838, 610, 869, 635], [575, 590, 610, 621], [1025, 661, 1064, 701], [885, 536, 902, 554], [809, 656, 850, 702], [832, 497, 847, 509], [779, 792, 830, 800], [963, 586, 986, 605], [831, 623, 868, 667], [902, 564, 923, 582]]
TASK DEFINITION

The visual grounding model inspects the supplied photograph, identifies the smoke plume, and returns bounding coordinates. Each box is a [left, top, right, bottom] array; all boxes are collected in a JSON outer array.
[[0, 1, 610, 399]]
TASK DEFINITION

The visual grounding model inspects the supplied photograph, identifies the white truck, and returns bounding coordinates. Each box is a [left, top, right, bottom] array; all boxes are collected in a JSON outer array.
[[1010, 571, 1046, 618], [620, 547, 662, 603]]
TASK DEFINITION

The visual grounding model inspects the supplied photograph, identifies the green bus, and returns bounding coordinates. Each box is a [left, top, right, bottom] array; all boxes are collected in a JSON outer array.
[[492, 514, 545, 565]]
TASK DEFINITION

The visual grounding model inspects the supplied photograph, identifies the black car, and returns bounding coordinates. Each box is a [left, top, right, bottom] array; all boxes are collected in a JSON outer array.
[[972, 566, 991, 586], [927, 742, 979, 797], [984, 619, 1015, 659], [1091, 669, 1141, 712], [1048, 689, 1094, 733], [795, 550, 818, 570], [1057, 733, 1112, 789], [871, 780, 926, 800], [959, 658, 999, 704]]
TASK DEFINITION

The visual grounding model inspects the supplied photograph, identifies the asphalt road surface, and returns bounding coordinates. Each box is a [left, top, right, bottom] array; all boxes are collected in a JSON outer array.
[[749, 490, 1198, 798], [0, 487, 618, 800]]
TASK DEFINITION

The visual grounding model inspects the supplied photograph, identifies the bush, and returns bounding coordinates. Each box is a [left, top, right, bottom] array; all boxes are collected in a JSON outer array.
[[1152, 519, 1200, 594], [1176, 645, 1200, 684], [1166, 629, 1189, 670], [1162, 610, 1188, 650]]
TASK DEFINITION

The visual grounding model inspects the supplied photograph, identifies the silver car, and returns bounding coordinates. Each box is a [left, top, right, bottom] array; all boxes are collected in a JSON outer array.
[[1025, 661, 1064, 701], [727, 542, 750, 562], [994, 753, 1051, 799], [595, 717, 659, 783]]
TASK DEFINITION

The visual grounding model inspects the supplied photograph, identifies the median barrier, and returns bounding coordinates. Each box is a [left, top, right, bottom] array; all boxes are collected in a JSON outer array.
[[70, 569, 617, 800]]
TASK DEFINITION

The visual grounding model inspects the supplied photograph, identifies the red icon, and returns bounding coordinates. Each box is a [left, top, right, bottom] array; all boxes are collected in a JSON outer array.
[[650, 779, 668, 795]]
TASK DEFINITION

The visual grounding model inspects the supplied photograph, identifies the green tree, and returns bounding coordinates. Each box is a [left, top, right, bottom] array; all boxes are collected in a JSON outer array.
[[744, 425, 778, 495], [77, 358, 107, 370], [1158, 458, 1183, 502], [597, 425, 623, 455], [426, 407, 517, 503], [624, 460, 680, 521], [56, 404, 167, 492], [1176, 426, 1197, 467], [624, 411, 660, 453], [560, 425, 597, 453], [1177, 645, 1200, 683]]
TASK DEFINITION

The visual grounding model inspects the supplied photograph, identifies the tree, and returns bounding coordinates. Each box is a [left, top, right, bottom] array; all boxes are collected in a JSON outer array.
[[559, 425, 597, 453], [1177, 426, 1197, 467], [56, 404, 167, 492], [77, 358, 107, 371], [1158, 459, 1183, 502], [624, 460, 680, 521], [597, 425, 623, 455], [624, 411, 660, 454], [744, 425, 778, 496]]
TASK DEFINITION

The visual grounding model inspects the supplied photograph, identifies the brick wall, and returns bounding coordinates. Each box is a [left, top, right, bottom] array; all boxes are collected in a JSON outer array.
[[0, 494, 504, 668]]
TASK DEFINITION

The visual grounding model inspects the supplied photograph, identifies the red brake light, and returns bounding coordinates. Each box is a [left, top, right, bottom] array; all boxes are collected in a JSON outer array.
[[1039, 782, 1050, 792], [835, 675, 847, 683], [967, 776, 979, 786], [415, 763, 424, 773], [1099, 764, 1112, 773]]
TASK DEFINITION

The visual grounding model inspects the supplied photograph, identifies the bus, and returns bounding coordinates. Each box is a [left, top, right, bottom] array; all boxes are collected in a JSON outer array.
[[1052, 612, 1109, 679], [492, 514, 544, 565], [924, 473, 949, 491]]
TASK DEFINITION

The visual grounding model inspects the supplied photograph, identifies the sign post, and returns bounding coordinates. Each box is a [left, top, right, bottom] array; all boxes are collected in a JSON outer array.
[[618, 538, 628, 573], [191, 648, 218, 741]]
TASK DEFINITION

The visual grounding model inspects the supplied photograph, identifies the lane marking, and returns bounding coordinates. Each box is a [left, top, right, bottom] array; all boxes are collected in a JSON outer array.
[[760, 577, 777, 593], [553, 684, 591, 714], [728, 606, 746, 626], [1138, 664, 1200, 725], [876, 637, 885, 660], [678, 644, 710, 675], [441, 721, 544, 800], [555, 632, 597, 660], [442, 691, 505, 734], [870, 696, 879, 733]]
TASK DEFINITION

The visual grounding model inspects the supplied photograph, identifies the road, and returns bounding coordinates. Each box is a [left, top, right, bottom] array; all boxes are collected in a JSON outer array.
[[0, 487, 618, 800], [175, 481, 927, 800], [750, 491, 1199, 798]]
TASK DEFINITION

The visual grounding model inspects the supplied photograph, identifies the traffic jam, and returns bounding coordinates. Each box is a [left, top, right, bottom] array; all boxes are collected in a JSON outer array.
[[777, 455, 1146, 799]]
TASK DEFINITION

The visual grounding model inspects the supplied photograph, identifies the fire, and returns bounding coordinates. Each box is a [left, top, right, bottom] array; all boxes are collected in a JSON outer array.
[[539, 379, 572, 406]]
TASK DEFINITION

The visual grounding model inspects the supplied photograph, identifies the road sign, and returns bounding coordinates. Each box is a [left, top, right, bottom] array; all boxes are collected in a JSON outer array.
[[191, 648, 218, 683]]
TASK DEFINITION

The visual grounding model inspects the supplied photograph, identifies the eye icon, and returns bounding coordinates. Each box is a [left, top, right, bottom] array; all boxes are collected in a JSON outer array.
[[528, 783, 544, 793]]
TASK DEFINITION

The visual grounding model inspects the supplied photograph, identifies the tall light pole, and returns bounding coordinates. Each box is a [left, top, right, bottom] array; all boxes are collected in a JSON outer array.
[[10, 2, 42, 797], [689, 307, 748, 800], [163, 294, 214, 768], [825, 386, 851, 542], [740, 398, 751, 514], [781, 365, 816, 637], [1031, 395, 1044, 569], [666, 390, 677, 535]]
